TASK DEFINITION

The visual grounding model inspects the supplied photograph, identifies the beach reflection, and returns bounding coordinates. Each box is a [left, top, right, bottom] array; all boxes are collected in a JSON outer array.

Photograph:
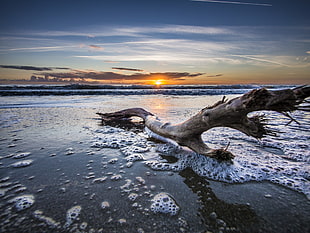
[[179, 168, 260, 232], [136, 95, 229, 123], [139, 96, 171, 116]]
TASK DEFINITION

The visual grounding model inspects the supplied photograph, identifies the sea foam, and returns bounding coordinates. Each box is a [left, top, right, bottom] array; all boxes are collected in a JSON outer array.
[[92, 120, 310, 200], [150, 192, 179, 216]]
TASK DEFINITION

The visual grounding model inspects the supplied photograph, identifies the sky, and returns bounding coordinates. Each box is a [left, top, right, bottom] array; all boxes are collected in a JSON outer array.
[[0, 0, 309, 85]]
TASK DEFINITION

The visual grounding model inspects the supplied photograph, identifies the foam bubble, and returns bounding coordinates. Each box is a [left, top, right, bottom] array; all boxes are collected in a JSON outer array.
[[101, 201, 110, 209], [150, 192, 179, 216], [128, 193, 139, 201], [108, 158, 118, 164], [136, 177, 146, 185], [92, 127, 150, 163], [110, 174, 122, 181], [65, 151, 75, 155], [64, 205, 82, 228], [11, 159, 33, 168], [33, 210, 60, 229], [118, 218, 127, 224], [12, 152, 31, 159], [120, 179, 133, 191], [125, 153, 144, 162], [80, 222, 88, 230], [92, 177, 107, 184], [92, 129, 141, 149], [9, 194, 35, 211], [121, 145, 149, 155]]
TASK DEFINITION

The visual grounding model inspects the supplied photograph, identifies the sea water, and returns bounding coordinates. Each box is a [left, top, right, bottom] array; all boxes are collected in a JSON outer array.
[[1, 84, 309, 198], [0, 84, 309, 232]]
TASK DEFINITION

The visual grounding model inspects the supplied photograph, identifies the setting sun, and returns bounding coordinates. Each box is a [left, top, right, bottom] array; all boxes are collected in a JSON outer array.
[[154, 80, 163, 85]]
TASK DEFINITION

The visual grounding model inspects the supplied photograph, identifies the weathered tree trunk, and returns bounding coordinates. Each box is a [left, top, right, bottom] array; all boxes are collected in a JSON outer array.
[[97, 86, 310, 161]]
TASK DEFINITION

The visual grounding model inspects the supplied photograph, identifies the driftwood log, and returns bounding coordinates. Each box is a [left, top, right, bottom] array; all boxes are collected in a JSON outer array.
[[97, 86, 310, 161]]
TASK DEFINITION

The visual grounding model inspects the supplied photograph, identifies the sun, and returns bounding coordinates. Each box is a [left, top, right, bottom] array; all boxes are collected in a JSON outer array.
[[154, 80, 162, 85]]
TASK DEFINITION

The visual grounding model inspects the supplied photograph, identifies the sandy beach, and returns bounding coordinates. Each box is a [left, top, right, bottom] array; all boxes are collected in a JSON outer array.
[[1, 94, 309, 233]]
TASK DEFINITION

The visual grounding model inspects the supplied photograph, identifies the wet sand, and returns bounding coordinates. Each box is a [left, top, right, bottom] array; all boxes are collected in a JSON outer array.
[[0, 95, 309, 233]]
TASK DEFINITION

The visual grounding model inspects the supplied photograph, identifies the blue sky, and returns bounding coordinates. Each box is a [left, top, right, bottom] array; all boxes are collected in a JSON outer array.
[[0, 0, 309, 84]]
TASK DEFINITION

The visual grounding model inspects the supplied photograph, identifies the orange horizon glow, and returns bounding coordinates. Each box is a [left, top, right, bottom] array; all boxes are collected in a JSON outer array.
[[154, 79, 164, 85], [1, 64, 309, 85], [1, 78, 308, 86], [0, 72, 309, 85]]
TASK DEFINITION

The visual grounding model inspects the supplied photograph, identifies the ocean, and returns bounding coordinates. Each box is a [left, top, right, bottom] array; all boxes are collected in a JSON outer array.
[[0, 84, 296, 97], [0, 84, 309, 232]]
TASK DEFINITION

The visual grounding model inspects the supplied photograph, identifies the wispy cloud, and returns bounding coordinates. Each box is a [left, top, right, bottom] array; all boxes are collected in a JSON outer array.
[[104, 60, 119, 63], [88, 45, 104, 50], [1, 24, 307, 73], [0, 65, 70, 71], [115, 25, 234, 36], [112, 67, 144, 72], [206, 74, 223, 77], [15, 24, 235, 39], [230, 55, 289, 67], [191, 0, 272, 7], [78, 44, 104, 50], [74, 38, 235, 64], [5, 46, 77, 52]]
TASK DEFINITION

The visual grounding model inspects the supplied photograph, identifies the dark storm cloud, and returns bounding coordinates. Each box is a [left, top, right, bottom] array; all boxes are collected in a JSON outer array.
[[0, 65, 70, 71], [112, 67, 144, 72]]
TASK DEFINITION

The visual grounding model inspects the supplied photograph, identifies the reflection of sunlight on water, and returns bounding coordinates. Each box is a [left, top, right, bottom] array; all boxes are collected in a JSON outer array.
[[137, 95, 230, 122], [139, 96, 171, 116]]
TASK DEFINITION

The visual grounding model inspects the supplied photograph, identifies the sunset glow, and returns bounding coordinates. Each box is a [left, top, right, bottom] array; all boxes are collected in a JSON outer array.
[[154, 80, 163, 86]]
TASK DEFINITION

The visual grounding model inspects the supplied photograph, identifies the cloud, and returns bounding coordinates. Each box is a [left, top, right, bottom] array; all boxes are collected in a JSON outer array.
[[112, 67, 144, 72], [15, 24, 235, 41], [73, 36, 241, 65], [230, 55, 289, 66], [115, 25, 234, 36], [6, 45, 77, 52], [88, 45, 104, 50], [191, 0, 272, 7], [153, 72, 204, 79], [54, 67, 71, 70], [3, 24, 305, 75], [104, 61, 119, 63], [79, 44, 104, 50], [0, 65, 70, 71], [35, 71, 204, 82], [307, 51, 310, 54], [206, 74, 223, 77]]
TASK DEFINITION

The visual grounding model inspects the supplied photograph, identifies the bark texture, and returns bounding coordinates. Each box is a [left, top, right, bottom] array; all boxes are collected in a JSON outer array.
[[97, 86, 310, 161]]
